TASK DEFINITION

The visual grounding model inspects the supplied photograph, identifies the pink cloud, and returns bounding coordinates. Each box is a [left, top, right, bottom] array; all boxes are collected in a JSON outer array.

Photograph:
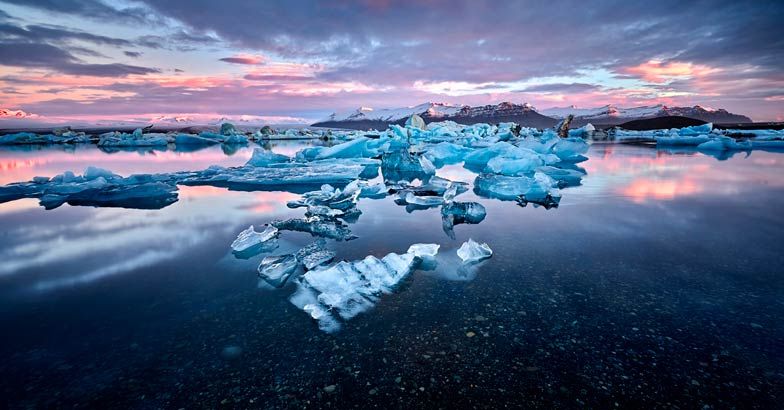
[[621, 60, 719, 83], [219, 54, 266, 65]]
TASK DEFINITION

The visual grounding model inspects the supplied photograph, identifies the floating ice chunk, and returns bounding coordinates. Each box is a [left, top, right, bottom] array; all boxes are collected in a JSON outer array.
[[655, 133, 711, 146], [295, 239, 336, 270], [403, 192, 444, 207], [568, 123, 595, 138], [474, 171, 560, 202], [177, 162, 368, 188], [288, 183, 360, 211], [220, 122, 239, 136], [246, 148, 290, 167], [442, 201, 486, 224], [678, 123, 713, 136], [423, 142, 471, 166], [98, 131, 170, 147], [406, 114, 426, 130], [443, 183, 459, 202], [0, 131, 91, 145], [272, 216, 356, 241], [302, 252, 418, 320], [463, 142, 517, 168], [441, 201, 487, 238], [381, 148, 436, 182], [314, 137, 378, 160], [407, 243, 440, 260], [175, 133, 220, 145], [697, 136, 752, 152], [221, 134, 249, 144], [257, 254, 299, 287], [535, 165, 585, 188], [231, 225, 278, 253], [0, 168, 180, 209], [457, 239, 493, 264], [551, 137, 589, 162], [484, 151, 544, 176]]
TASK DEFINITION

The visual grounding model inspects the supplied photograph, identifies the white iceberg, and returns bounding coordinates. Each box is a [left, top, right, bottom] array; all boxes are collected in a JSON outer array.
[[457, 239, 493, 264], [231, 225, 278, 253]]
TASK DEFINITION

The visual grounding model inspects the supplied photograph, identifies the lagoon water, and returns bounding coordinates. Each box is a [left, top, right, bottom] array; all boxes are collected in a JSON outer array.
[[0, 142, 782, 408]]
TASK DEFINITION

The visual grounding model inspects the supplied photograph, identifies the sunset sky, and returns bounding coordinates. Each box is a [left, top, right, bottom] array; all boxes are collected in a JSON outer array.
[[0, 0, 782, 123]]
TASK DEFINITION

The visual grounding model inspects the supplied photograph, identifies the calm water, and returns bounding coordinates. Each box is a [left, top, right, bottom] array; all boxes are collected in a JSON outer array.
[[0, 142, 783, 408]]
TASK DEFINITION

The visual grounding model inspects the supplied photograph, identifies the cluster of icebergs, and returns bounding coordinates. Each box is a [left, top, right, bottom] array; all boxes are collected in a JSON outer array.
[[0, 123, 345, 147], [15, 116, 784, 331], [614, 123, 784, 152]]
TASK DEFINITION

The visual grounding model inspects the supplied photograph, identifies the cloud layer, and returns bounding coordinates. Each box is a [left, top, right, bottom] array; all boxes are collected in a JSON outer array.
[[1, 0, 782, 121]]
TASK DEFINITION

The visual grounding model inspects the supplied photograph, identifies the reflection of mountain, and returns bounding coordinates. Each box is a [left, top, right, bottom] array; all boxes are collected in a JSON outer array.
[[314, 102, 753, 130]]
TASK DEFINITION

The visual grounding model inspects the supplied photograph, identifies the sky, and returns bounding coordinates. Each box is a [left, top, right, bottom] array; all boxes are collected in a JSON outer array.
[[0, 0, 782, 123]]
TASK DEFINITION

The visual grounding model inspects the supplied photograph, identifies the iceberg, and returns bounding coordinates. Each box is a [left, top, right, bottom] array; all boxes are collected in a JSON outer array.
[[407, 243, 440, 260], [231, 225, 279, 254], [287, 183, 360, 211], [295, 239, 336, 270], [655, 133, 712, 146], [257, 254, 299, 287], [474, 172, 560, 202], [551, 137, 589, 162], [297, 251, 417, 322], [535, 165, 585, 188], [272, 216, 357, 241], [220, 122, 240, 136], [441, 201, 487, 238], [697, 136, 752, 152], [457, 239, 493, 264], [381, 148, 436, 182], [402, 192, 444, 207], [98, 130, 170, 147], [246, 148, 291, 167], [423, 142, 471, 166], [0, 167, 179, 210], [174, 133, 220, 145]]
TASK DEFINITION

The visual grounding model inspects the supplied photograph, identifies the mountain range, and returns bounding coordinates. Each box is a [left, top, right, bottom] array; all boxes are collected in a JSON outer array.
[[312, 102, 753, 130]]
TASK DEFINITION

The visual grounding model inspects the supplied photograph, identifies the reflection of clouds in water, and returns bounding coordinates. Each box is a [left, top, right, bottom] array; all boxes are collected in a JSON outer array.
[[0, 186, 297, 293], [0, 145, 257, 184], [33, 235, 206, 292], [579, 146, 784, 203]]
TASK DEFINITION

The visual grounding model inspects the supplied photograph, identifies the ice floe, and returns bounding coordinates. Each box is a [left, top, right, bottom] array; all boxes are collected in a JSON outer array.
[[457, 239, 493, 264]]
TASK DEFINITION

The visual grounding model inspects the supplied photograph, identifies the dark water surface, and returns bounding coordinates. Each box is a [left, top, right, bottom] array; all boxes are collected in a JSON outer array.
[[0, 143, 782, 408]]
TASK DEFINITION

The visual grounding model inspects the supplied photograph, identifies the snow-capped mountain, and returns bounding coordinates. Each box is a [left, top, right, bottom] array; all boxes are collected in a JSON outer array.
[[314, 102, 557, 129], [321, 102, 465, 123], [541, 104, 752, 124]]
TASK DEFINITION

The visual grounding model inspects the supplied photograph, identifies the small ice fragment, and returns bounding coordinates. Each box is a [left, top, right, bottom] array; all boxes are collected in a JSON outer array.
[[457, 239, 493, 264], [245, 148, 290, 166], [407, 243, 440, 259], [257, 254, 299, 287], [404, 192, 443, 207], [231, 225, 278, 253], [295, 239, 336, 270]]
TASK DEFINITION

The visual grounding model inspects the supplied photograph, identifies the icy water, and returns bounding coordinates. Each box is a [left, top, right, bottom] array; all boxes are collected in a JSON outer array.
[[0, 142, 783, 408]]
